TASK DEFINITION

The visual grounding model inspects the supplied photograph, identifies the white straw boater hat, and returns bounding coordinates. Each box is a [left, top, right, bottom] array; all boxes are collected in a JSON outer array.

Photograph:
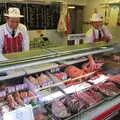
[[90, 13, 103, 22], [4, 8, 24, 18]]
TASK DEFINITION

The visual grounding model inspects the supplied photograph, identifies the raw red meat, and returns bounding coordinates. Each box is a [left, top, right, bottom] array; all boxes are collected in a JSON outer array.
[[62, 96, 87, 113], [108, 74, 120, 84], [14, 92, 24, 105], [54, 72, 68, 80], [65, 66, 85, 78], [83, 62, 104, 73], [75, 92, 97, 106], [94, 82, 120, 96], [35, 114, 47, 120], [7, 95, 18, 109], [85, 89, 104, 103], [52, 101, 71, 118]]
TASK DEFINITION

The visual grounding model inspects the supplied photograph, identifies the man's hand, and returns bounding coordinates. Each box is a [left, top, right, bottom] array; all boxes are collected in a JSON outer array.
[[83, 55, 104, 73], [104, 36, 111, 43]]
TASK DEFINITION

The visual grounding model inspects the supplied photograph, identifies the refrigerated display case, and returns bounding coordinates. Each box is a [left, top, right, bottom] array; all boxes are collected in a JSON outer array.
[[0, 42, 120, 120]]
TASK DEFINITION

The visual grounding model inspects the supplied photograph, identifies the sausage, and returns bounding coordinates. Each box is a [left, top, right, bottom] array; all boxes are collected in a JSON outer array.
[[7, 95, 18, 109], [14, 92, 24, 105]]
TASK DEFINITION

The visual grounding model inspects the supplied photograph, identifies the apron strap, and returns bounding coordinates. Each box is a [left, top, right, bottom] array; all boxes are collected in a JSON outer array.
[[101, 29, 106, 37], [93, 29, 97, 41]]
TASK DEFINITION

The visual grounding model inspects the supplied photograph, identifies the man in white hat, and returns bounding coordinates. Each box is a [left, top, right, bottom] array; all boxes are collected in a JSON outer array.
[[85, 13, 112, 43], [84, 13, 112, 72], [0, 7, 29, 54]]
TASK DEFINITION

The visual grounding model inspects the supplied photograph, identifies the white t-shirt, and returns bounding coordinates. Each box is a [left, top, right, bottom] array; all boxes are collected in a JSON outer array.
[[85, 25, 112, 43], [0, 23, 29, 53]]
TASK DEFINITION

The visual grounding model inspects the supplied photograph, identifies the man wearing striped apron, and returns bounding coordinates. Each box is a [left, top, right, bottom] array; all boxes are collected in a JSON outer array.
[[85, 13, 112, 43], [84, 13, 112, 72], [0, 8, 29, 54]]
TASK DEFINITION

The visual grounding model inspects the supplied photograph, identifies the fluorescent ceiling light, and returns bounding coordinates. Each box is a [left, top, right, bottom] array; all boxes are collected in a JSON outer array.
[[68, 6, 76, 9]]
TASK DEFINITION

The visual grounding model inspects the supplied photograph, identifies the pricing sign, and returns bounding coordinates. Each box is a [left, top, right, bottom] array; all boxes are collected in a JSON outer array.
[[3, 105, 34, 120]]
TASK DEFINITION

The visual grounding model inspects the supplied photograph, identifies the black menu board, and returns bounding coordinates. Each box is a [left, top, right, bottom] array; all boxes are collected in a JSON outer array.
[[45, 4, 60, 29], [36, 5, 45, 29], [0, 3, 6, 25], [0, 3, 60, 30], [27, 3, 60, 30], [27, 4, 37, 29]]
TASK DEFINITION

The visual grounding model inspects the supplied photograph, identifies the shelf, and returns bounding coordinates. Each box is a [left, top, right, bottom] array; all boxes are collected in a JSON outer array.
[[23, 63, 59, 75], [4, 49, 51, 60], [100, 2, 120, 6], [36, 72, 96, 92], [59, 57, 88, 65], [0, 69, 25, 81]]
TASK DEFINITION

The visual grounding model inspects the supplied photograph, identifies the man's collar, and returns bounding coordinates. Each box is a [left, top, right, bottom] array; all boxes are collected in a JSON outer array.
[[93, 26, 103, 31], [6, 23, 17, 33]]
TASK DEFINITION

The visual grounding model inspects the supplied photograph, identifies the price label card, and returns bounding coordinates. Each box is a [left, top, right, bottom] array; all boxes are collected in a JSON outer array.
[[3, 105, 34, 120], [74, 82, 92, 92], [88, 75, 109, 84]]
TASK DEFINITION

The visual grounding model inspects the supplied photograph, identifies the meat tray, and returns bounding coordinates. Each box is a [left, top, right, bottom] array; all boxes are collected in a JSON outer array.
[[44, 88, 105, 120], [47, 65, 89, 88], [92, 81, 120, 101]]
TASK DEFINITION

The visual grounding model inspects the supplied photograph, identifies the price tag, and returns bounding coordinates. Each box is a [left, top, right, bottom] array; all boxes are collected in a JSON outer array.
[[74, 82, 92, 92], [3, 105, 34, 120], [88, 75, 109, 84]]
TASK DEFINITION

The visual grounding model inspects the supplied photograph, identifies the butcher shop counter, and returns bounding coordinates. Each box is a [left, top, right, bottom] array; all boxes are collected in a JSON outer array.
[[0, 41, 115, 73], [4, 41, 116, 60], [0, 42, 119, 120]]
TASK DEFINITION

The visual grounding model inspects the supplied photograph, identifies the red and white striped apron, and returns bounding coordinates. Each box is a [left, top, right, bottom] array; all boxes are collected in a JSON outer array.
[[3, 32, 23, 54]]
